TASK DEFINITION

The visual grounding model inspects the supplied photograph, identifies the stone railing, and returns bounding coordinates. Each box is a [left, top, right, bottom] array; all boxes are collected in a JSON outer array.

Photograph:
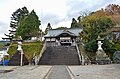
[[78, 43, 91, 65], [36, 41, 47, 64], [75, 43, 82, 65]]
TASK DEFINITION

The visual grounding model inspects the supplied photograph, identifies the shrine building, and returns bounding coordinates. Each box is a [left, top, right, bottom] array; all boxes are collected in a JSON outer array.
[[44, 28, 82, 46]]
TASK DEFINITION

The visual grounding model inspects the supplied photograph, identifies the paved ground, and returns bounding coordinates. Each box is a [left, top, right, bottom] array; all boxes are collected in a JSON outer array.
[[0, 64, 120, 79], [0, 66, 52, 79], [0, 66, 19, 70], [46, 65, 71, 79], [68, 64, 120, 79]]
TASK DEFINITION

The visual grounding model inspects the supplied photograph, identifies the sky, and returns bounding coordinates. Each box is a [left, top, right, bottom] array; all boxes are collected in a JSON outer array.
[[0, 0, 120, 40]]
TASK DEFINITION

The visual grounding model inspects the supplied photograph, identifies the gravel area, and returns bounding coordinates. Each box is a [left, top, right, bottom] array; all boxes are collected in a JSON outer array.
[[68, 64, 120, 79]]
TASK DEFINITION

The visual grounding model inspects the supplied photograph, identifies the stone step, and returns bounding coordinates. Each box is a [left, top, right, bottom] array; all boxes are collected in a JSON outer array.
[[38, 46, 80, 65]]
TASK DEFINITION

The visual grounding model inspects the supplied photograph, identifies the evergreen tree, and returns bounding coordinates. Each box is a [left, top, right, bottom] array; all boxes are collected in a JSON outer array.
[[10, 6, 29, 29], [56, 26, 67, 29], [71, 18, 79, 28], [44, 23, 52, 35], [5, 6, 29, 40], [16, 10, 41, 40]]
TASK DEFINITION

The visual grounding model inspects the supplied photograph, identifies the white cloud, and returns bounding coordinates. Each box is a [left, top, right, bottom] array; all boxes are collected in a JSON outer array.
[[0, 0, 68, 40], [0, 0, 120, 40]]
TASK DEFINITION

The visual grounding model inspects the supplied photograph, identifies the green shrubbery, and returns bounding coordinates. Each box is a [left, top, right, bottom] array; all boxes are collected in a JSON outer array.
[[84, 39, 98, 52], [8, 41, 43, 60]]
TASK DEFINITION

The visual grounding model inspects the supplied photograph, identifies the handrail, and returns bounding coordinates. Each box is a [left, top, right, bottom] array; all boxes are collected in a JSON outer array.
[[36, 41, 47, 64], [75, 43, 83, 65]]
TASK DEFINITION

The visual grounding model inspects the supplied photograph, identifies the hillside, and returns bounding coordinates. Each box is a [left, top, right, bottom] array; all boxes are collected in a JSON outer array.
[[7, 41, 43, 61]]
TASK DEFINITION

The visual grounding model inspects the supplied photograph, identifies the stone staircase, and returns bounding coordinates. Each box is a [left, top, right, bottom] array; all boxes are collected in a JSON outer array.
[[38, 46, 80, 65]]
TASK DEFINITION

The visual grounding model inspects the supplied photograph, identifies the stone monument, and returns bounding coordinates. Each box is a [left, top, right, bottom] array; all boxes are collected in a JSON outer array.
[[96, 36, 111, 64]]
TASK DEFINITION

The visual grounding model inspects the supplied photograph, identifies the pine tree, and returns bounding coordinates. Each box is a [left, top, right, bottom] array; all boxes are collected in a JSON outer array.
[[71, 18, 79, 28], [10, 6, 29, 29], [45, 23, 52, 35], [16, 10, 41, 40], [5, 6, 29, 40]]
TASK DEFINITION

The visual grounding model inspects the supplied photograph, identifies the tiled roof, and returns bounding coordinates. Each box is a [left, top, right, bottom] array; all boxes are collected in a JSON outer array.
[[44, 28, 83, 37]]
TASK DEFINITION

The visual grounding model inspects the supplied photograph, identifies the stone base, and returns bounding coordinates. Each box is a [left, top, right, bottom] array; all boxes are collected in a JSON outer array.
[[96, 49, 111, 65], [96, 59, 111, 65]]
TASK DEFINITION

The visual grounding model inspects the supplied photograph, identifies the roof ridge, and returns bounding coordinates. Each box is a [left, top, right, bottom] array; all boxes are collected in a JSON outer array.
[[49, 27, 82, 30]]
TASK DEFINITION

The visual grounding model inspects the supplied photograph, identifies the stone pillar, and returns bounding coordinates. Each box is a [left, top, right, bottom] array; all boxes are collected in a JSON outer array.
[[56, 39, 60, 46], [72, 39, 76, 46]]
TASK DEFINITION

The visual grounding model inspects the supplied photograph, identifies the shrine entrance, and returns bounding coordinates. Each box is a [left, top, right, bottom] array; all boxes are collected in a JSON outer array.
[[45, 29, 78, 46], [56, 30, 76, 46], [60, 37, 72, 46]]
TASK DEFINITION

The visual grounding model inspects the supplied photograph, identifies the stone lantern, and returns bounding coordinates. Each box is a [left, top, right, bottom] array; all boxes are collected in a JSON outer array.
[[17, 36, 23, 66], [96, 36, 111, 64]]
